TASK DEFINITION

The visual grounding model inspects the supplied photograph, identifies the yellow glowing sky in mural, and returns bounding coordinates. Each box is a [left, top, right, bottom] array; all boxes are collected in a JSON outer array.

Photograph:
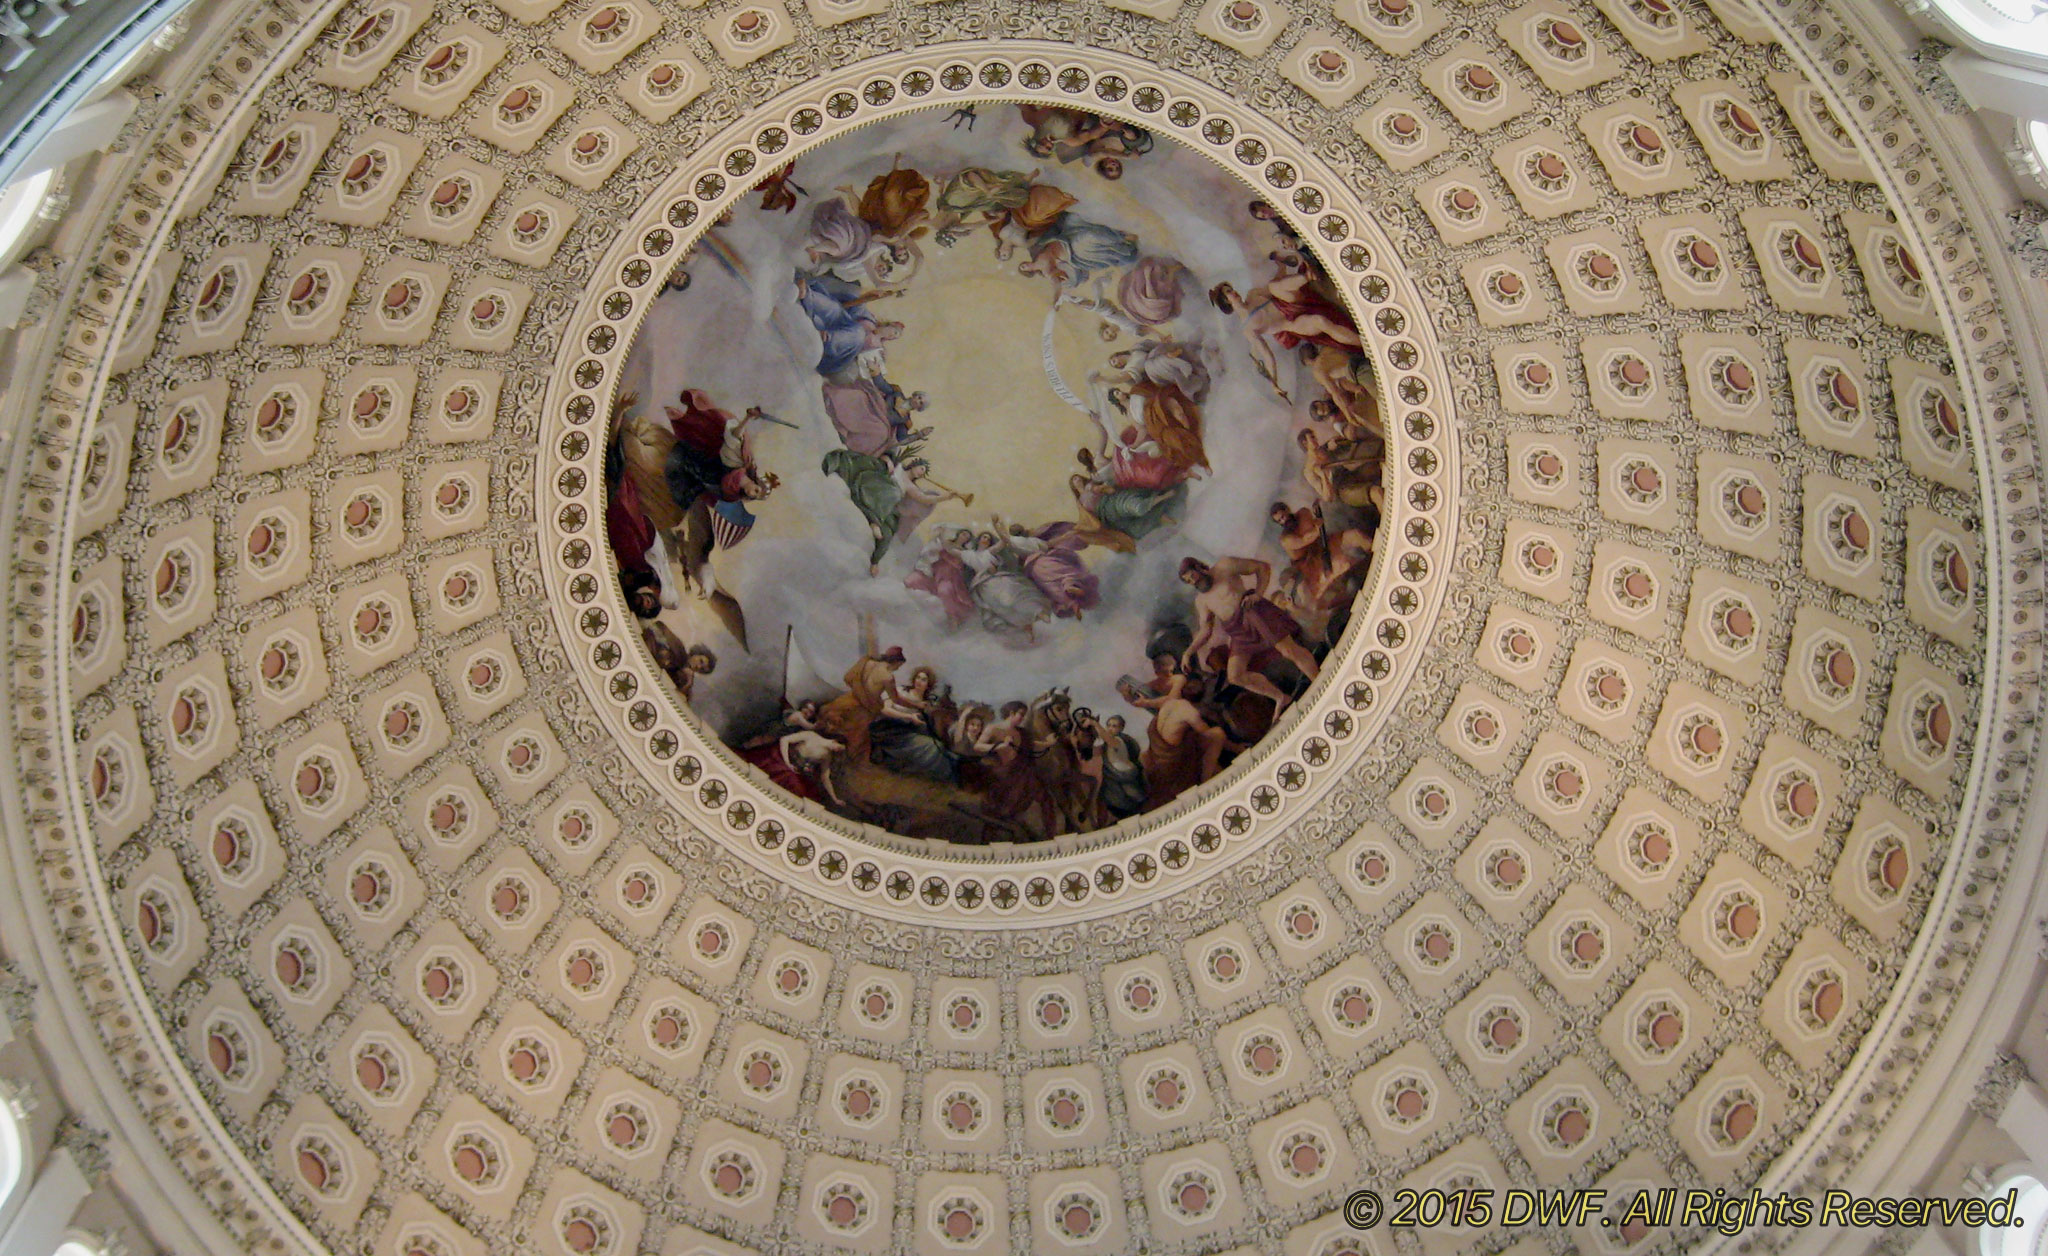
[[890, 251, 1104, 529]]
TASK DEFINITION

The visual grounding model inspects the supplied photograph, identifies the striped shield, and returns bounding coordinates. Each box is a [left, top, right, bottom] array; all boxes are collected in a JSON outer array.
[[711, 500, 756, 551]]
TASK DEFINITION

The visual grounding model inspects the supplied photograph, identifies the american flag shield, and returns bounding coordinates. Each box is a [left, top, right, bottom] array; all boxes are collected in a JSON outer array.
[[711, 500, 756, 551]]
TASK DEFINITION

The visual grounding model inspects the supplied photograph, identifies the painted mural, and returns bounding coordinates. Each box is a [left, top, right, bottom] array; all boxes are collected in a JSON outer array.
[[606, 104, 1386, 843]]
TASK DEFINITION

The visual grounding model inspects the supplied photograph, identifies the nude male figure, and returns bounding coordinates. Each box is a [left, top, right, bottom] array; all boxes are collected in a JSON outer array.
[[1116, 655, 1226, 803], [1179, 555, 1322, 716]]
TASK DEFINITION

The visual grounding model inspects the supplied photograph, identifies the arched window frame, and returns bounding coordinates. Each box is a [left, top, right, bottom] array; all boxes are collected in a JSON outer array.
[[0, 1086, 25, 1240], [1912, 0, 2048, 64], [1978, 1167, 2048, 1256]]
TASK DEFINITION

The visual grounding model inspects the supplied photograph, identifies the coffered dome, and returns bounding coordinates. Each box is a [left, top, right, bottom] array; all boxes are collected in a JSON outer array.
[[0, 0, 2045, 1251]]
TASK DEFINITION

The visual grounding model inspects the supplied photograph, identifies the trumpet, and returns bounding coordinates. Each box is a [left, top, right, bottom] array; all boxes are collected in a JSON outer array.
[[922, 477, 974, 506], [901, 454, 973, 505]]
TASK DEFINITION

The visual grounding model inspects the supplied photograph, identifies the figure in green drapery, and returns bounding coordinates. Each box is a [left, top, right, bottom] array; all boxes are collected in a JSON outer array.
[[822, 449, 967, 574]]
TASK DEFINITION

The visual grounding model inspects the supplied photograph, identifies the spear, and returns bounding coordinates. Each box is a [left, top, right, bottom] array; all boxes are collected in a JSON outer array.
[[742, 407, 800, 431]]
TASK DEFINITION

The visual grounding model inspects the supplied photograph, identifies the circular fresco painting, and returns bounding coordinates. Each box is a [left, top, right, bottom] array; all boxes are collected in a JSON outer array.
[[606, 102, 1387, 844]]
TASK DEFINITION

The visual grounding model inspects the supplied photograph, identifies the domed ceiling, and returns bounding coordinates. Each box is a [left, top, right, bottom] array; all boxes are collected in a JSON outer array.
[[5, 0, 2041, 1248], [610, 104, 1383, 843]]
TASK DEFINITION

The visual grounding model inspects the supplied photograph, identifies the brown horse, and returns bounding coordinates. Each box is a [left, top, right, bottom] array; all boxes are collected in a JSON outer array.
[[1024, 688, 1100, 835]]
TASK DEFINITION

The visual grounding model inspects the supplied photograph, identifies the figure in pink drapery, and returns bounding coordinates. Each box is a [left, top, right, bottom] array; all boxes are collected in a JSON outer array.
[[1008, 523, 1100, 620], [905, 530, 977, 629], [1117, 256, 1188, 327]]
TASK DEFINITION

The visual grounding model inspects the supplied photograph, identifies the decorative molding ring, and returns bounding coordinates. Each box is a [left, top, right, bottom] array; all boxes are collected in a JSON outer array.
[[538, 44, 1459, 925]]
